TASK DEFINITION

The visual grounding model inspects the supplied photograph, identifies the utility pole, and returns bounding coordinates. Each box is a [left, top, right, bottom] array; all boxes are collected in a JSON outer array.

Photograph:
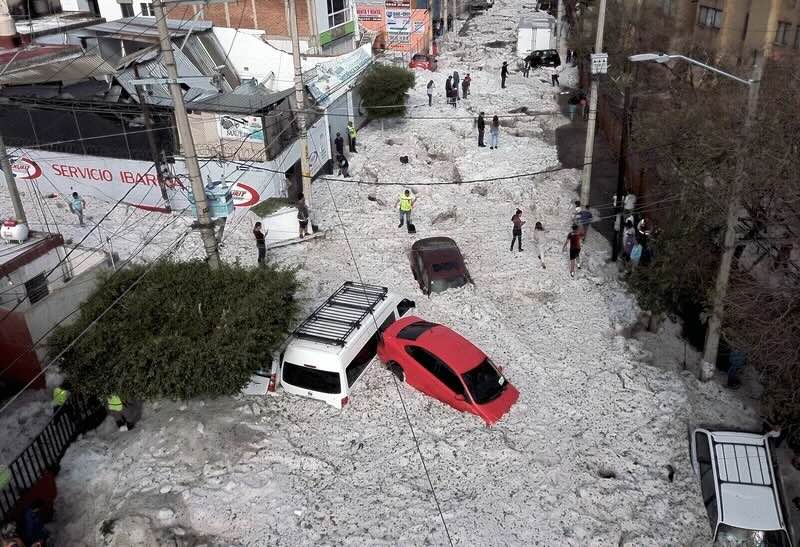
[[579, 0, 607, 208], [287, 0, 314, 228], [152, 0, 220, 269], [700, 55, 764, 379], [611, 60, 633, 262], [133, 64, 171, 211], [556, 0, 565, 61], [0, 132, 27, 224]]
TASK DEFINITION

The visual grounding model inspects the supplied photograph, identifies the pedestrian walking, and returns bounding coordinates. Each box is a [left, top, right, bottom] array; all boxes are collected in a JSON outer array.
[[489, 115, 500, 149], [448, 87, 458, 108], [563, 224, 582, 277], [534, 221, 546, 268], [445, 75, 452, 98], [253, 222, 267, 265], [453, 71, 460, 99], [334, 132, 344, 156], [426, 80, 435, 106], [69, 191, 86, 227], [296, 193, 310, 238], [501, 61, 509, 88], [549, 65, 561, 86], [579, 94, 589, 121], [726, 350, 746, 390], [510, 209, 525, 252], [575, 204, 593, 240], [462, 73, 471, 97], [447, 13, 453, 31], [476, 112, 486, 147], [347, 121, 357, 153], [337, 154, 350, 177], [567, 94, 579, 121], [566, 48, 572, 64], [523, 54, 532, 77], [397, 189, 416, 229], [107, 394, 134, 431]]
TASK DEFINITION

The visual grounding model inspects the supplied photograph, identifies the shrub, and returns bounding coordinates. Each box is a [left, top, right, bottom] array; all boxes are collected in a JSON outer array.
[[49, 260, 299, 400], [357, 64, 415, 118]]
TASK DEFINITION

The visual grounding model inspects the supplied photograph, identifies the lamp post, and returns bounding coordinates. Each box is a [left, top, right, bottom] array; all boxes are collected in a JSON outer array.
[[628, 51, 763, 380]]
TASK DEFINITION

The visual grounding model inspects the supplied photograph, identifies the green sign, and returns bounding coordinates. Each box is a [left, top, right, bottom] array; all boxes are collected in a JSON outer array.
[[319, 21, 355, 46]]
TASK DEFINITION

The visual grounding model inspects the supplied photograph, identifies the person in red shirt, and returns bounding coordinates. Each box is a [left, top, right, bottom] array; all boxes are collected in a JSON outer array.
[[562, 224, 582, 277]]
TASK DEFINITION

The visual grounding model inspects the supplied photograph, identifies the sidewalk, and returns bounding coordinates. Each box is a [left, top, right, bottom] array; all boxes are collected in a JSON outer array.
[[553, 88, 620, 244]]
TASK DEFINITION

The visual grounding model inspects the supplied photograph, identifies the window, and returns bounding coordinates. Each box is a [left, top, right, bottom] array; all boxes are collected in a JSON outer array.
[[379, 313, 395, 333], [698, 5, 722, 29], [24, 273, 49, 305], [776, 21, 791, 45], [345, 332, 378, 387], [120, 2, 133, 17], [327, 0, 351, 28], [140, 2, 152, 15], [282, 362, 341, 394], [397, 321, 437, 341], [397, 298, 415, 317], [405, 346, 464, 395], [695, 433, 718, 528]]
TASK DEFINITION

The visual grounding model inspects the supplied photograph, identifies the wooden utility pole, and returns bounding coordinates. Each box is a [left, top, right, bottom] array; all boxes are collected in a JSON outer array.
[[152, 0, 220, 269], [579, 0, 607, 207], [287, 0, 314, 224], [612, 61, 633, 262]]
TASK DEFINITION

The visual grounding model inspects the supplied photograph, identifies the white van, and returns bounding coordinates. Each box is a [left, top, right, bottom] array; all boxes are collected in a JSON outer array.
[[279, 282, 415, 408]]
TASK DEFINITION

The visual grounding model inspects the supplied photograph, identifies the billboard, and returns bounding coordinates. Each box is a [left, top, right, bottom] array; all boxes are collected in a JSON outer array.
[[386, 9, 412, 33], [356, 5, 384, 22], [10, 118, 330, 214]]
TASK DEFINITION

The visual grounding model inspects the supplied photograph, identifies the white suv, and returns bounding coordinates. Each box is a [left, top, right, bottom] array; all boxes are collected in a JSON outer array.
[[690, 428, 793, 546]]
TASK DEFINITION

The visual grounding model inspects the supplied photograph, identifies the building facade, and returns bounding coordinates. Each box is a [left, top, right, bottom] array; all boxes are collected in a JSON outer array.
[[665, 0, 800, 63]]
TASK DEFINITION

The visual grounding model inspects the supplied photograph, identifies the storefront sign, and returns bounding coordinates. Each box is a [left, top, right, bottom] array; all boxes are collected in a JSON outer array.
[[9, 118, 330, 213], [385, 0, 409, 7], [217, 115, 264, 143]]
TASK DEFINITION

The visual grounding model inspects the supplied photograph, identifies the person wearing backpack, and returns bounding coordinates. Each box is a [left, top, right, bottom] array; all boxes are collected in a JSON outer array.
[[296, 193, 310, 238]]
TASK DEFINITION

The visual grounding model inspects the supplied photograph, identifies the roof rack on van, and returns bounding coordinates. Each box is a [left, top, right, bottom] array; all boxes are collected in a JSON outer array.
[[713, 440, 773, 488], [292, 282, 389, 346]]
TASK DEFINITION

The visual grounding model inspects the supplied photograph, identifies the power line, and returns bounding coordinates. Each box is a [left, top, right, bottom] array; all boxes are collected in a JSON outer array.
[[323, 180, 454, 547], [0, 224, 191, 416]]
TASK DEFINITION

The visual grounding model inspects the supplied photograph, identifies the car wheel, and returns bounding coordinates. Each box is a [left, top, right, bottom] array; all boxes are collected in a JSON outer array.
[[388, 362, 405, 382]]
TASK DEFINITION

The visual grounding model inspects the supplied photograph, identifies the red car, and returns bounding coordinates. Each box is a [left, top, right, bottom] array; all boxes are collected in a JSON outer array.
[[409, 53, 438, 71], [378, 315, 519, 425]]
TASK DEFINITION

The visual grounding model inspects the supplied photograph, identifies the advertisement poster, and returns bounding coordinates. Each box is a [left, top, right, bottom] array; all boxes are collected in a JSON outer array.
[[386, 9, 412, 33], [305, 44, 373, 106], [385, 0, 409, 7], [356, 5, 384, 22]]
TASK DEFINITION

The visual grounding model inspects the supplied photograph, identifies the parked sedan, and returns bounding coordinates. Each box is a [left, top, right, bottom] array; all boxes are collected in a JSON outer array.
[[378, 315, 519, 425], [410, 237, 472, 295], [409, 53, 438, 71]]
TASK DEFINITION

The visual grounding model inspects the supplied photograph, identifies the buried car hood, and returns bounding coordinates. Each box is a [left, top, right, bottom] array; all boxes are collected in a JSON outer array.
[[473, 382, 519, 425]]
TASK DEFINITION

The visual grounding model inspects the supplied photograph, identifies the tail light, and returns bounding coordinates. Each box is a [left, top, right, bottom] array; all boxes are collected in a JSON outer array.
[[267, 373, 278, 392], [341, 396, 349, 407]]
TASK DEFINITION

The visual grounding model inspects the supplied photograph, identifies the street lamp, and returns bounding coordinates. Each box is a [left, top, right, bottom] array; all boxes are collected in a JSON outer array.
[[625, 51, 764, 381]]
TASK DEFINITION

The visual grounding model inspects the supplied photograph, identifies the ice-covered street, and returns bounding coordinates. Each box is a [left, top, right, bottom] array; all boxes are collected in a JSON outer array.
[[1, 0, 765, 544]]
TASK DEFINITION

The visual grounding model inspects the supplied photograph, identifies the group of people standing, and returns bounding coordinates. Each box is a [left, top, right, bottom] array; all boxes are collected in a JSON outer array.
[[428, 71, 472, 108], [476, 112, 500, 149]]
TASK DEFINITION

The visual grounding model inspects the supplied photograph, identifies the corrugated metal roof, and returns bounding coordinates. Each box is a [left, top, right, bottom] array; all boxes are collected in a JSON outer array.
[[185, 86, 293, 114], [82, 17, 213, 40], [0, 53, 116, 85]]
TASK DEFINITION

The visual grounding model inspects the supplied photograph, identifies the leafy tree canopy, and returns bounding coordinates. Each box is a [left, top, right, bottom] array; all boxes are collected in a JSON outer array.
[[49, 260, 299, 400], [357, 64, 416, 119]]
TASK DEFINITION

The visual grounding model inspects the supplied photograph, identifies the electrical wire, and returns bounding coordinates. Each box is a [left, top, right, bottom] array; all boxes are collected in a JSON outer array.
[[0, 225, 191, 417]]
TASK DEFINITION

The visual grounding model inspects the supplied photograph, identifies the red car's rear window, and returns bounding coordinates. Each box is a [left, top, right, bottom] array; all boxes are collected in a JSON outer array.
[[396, 321, 437, 340]]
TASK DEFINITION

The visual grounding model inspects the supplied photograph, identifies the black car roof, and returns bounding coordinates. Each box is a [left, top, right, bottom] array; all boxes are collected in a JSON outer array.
[[411, 237, 460, 252]]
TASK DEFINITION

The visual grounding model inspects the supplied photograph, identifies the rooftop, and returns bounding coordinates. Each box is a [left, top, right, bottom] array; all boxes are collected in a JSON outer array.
[[0, 232, 64, 278], [14, 12, 104, 37]]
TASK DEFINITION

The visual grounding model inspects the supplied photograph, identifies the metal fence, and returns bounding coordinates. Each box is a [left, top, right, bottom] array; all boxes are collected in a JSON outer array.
[[0, 395, 106, 523]]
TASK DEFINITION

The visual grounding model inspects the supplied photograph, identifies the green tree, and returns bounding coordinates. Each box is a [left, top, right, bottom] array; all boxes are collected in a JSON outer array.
[[49, 260, 299, 400], [357, 64, 415, 118]]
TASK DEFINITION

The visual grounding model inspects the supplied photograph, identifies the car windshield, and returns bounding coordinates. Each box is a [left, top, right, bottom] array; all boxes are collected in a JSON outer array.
[[430, 275, 467, 293], [716, 525, 791, 547], [462, 358, 506, 404]]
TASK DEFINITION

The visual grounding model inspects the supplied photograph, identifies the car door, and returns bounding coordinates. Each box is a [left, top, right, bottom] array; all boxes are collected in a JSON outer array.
[[404, 346, 471, 411]]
